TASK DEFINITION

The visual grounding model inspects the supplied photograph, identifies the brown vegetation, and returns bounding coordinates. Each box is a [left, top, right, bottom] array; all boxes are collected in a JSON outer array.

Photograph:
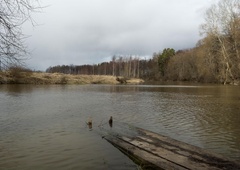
[[0, 70, 144, 85], [164, 0, 240, 85]]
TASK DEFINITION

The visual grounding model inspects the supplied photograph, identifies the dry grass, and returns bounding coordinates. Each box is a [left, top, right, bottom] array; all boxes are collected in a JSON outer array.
[[126, 78, 144, 84], [0, 71, 144, 85]]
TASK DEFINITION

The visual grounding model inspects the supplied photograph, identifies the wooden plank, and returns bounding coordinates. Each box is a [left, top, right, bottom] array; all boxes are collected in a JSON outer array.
[[100, 122, 240, 170], [119, 136, 219, 170], [104, 136, 188, 170], [134, 128, 240, 170]]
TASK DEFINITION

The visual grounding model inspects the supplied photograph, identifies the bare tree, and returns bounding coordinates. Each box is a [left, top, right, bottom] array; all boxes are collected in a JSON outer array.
[[0, 0, 40, 69], [200, 0, 240, 84], [112, 55, 116, 76]]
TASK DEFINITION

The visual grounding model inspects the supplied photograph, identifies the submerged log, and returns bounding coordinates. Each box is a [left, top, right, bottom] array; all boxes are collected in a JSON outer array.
[[101, 122, 240, 170]]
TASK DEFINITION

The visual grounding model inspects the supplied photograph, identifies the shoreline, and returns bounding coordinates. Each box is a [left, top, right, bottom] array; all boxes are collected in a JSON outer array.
[[0, 71, 144, 85], [1, 71, 239, 86]]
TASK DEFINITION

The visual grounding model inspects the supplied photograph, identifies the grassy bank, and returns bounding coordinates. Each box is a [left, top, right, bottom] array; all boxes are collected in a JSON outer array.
[[0, 71, 144, 85]]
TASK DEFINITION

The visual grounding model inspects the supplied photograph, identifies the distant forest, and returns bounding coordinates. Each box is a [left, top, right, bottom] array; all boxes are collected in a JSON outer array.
[[46, 0, 240, 85], [46, 56, 159, 80]]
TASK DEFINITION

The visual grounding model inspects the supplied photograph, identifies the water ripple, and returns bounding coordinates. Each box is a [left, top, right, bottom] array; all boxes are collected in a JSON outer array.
[[0, 84, 240, 169]]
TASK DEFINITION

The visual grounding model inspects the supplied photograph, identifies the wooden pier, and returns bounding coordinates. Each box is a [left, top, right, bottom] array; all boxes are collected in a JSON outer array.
[[101, 122, 240, 170]]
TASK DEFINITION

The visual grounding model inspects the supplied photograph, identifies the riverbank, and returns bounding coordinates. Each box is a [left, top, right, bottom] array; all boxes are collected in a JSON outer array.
[[0, 71, 144, 85]]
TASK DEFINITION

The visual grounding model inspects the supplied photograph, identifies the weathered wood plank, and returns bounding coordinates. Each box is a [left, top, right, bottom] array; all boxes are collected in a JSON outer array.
[[101, 122, 240, 170], [120, 136, 219, 170], [105, 136, 188, 170], [134, 128, 240, 170]]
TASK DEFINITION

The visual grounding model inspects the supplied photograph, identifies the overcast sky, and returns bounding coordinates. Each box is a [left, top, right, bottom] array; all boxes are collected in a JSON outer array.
[[23, 0, 217, 71]]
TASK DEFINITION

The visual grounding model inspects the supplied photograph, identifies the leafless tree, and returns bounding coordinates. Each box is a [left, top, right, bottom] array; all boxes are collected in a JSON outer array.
[[0, 0, 40, 69], [200, 0, 240, 84], [112, 55, 116, 76]]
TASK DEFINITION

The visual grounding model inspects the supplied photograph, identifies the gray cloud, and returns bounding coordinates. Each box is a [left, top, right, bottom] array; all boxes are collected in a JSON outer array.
[[23, 0, 215, 71]]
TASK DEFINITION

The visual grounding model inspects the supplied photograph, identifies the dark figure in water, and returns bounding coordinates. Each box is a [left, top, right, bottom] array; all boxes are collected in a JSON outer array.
[[109, 116, 113, 127], [87, 117, 92, 130]]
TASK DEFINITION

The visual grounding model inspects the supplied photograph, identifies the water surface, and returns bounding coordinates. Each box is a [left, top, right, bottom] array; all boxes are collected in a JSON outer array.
[[0, 84, 239, 169]]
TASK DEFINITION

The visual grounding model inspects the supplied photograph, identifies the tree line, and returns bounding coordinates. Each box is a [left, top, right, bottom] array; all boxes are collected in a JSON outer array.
[[46, 56, 158, 80]]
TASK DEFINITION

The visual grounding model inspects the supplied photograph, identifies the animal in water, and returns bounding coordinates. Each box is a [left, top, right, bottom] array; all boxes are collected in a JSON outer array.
[[86, 117, 93, 130], [86, 117, 92, 126]]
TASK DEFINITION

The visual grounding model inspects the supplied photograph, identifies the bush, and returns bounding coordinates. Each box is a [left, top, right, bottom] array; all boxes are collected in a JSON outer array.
[[59, 76, 68, 84]]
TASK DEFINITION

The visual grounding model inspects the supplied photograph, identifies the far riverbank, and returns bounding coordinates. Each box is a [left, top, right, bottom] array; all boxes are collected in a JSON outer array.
[[0, 71, 144, 85]]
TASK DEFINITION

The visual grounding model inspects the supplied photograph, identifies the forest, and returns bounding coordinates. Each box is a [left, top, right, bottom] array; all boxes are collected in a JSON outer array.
[[46, 56, 158, 80], [46, 0, 240, 85]]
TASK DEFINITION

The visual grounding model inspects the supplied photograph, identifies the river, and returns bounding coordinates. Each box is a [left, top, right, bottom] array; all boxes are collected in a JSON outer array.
[[0, 84, 239, 169]]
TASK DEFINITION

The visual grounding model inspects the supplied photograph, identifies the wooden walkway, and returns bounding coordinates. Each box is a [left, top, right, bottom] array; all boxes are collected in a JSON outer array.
[[101, 122, 240, 170]]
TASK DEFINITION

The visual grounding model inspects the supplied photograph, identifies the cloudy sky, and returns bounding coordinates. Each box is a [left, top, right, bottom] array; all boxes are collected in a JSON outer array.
[[23, 0, 217, 71]]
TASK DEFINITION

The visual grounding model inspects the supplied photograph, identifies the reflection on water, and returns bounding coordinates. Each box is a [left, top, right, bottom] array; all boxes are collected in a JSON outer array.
[[0, 84, 240, 169]]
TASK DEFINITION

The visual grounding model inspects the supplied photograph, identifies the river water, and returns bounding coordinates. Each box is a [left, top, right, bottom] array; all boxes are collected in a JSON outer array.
[[0, 84, 239, 169]]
